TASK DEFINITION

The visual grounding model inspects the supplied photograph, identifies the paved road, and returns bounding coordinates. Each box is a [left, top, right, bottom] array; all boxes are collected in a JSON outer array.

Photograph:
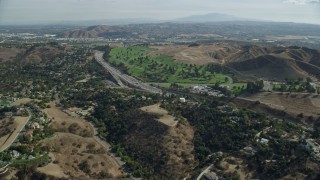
[[94, 51, 162, 94], [196, 164, 213, 180], [0, 108, 32, 152], [87, 121, 125, 166]]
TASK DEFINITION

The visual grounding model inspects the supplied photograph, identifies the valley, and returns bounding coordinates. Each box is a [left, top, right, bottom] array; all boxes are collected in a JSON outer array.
[[0, 22, 319, 179]]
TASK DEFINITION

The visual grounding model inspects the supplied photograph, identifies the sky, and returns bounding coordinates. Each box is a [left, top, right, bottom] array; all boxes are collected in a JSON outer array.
[[0, 0, 319, 25]]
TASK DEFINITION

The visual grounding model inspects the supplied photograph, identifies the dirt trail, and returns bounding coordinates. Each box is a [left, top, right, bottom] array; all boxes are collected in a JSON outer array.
[[141, 104, 177, 127]]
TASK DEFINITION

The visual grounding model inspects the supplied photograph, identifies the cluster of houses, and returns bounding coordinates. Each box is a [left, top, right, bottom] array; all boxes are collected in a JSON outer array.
[[24, 116, 47, 139], [302, 139, 320, 162], [0, 96, 18, 109], [204, 171, 219, 180], [190, 85, 225, 97]]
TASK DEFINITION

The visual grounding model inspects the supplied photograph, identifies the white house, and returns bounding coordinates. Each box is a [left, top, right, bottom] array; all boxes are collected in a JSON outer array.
[[179, 98, 186, 103]]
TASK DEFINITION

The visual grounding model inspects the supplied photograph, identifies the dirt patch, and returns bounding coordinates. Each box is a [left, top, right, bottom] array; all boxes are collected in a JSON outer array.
[[37, 153, 69, 178], [219, 156, 252, 180], [122, 110, 196, 179], [39, 133, 123, 179], [241, 92, 320, 118], [40, 132, 106, 154], [140, 104, 177, 127], [0, 48, 25, 63], [10, 98, 34, 106], [150, 44, 240, 65], [39, 102, 123, 179], [43, 102, 94, 137], [162, 121, 196, 178]]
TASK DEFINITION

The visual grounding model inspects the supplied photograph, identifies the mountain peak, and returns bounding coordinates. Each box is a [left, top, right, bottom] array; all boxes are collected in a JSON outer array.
[[173, 13, 249, 23]]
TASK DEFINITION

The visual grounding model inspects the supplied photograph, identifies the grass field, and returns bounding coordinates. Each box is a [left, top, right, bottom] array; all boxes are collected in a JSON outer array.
[[13, 154, 49, 167], [108, 45, 232, 84]]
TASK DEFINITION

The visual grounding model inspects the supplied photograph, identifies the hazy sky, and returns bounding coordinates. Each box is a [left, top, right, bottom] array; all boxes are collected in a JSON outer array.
[[0, 0, 319, 25]]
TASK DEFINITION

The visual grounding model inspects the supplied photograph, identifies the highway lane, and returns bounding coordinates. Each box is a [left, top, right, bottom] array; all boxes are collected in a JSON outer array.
[[94, 51, 162, 94]]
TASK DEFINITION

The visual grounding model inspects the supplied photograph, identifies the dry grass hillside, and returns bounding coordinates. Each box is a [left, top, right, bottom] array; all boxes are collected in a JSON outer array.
[[151, 44, 240, 65], [17, 45, 65, 64], [38, 102, 124, 179], [60, 25, 124, 38], [240, 92, 320, 122], [226, 46, 320, 81], [0, 48, 25, 63], [43, 102, 94, 137], [122, 107, 196, 179], [39, 133, 122, 179], [151, 44, 320, 81]]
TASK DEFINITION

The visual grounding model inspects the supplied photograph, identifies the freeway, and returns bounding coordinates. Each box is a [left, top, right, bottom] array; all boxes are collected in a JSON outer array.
[[94, 51, 162, 94], [0, 108, 32, 152]]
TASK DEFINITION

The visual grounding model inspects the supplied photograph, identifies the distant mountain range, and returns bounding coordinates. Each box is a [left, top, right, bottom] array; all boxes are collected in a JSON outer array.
[[172, 13, 251, 23], [57, 13, 252, 26]]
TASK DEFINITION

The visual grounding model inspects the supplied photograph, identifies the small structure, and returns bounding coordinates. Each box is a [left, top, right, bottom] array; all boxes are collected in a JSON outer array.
[[242, 146, 257, 156], [38, 117, 46, 124], [257, 138, 269, 145], [10, 150, 20, 159], [303, 139, 320, 161], [28, 155, 35, 160], [179, 98, 186, 103], [204, 171, 219, 180], [31, 122, 40, 129], [25, 130, 33, 137], [218, 105, 237, 113]]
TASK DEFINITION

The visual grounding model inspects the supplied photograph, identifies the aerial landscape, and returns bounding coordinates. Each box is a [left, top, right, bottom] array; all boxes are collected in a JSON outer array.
[[0, 0, 320, 179]]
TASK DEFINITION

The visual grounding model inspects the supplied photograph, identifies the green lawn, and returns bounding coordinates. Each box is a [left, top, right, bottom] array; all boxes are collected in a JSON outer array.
[[108, 45, 233, 84]]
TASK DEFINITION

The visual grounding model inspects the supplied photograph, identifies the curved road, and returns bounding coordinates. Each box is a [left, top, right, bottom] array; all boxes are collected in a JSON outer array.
[[0, 108, 32, 152], [196, 164, 213, 180], [87, 121, 125, 167]]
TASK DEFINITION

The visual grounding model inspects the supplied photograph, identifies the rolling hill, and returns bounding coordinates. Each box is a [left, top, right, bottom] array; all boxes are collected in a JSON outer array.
[[173, 13, 249, 23], [226, 46, 320, 81], [60, 25, 127, 38], [151, 44, 320, 81]]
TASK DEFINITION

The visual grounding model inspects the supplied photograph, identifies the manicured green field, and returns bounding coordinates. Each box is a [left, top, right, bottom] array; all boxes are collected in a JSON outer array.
[[108, 45, 232, 84]]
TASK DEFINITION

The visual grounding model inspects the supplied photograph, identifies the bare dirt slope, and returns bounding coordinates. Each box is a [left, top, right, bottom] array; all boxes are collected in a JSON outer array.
[[39, 102, 123, 179], [39, 133, 122, 179], [152, 44, 320, 81], [140, 104, 177, 127], [241, 92, 320, 118], [0, 48, 25, 63], [60, 25, 124, 38], [43, 102, 94, 137], [151, 44, 240, 65], [123, 109, 196, 179], [10, 98, 34, 106], [37, 153, 69, 178], [162, 121, 196, 178], [17, 45, 65, 64]]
